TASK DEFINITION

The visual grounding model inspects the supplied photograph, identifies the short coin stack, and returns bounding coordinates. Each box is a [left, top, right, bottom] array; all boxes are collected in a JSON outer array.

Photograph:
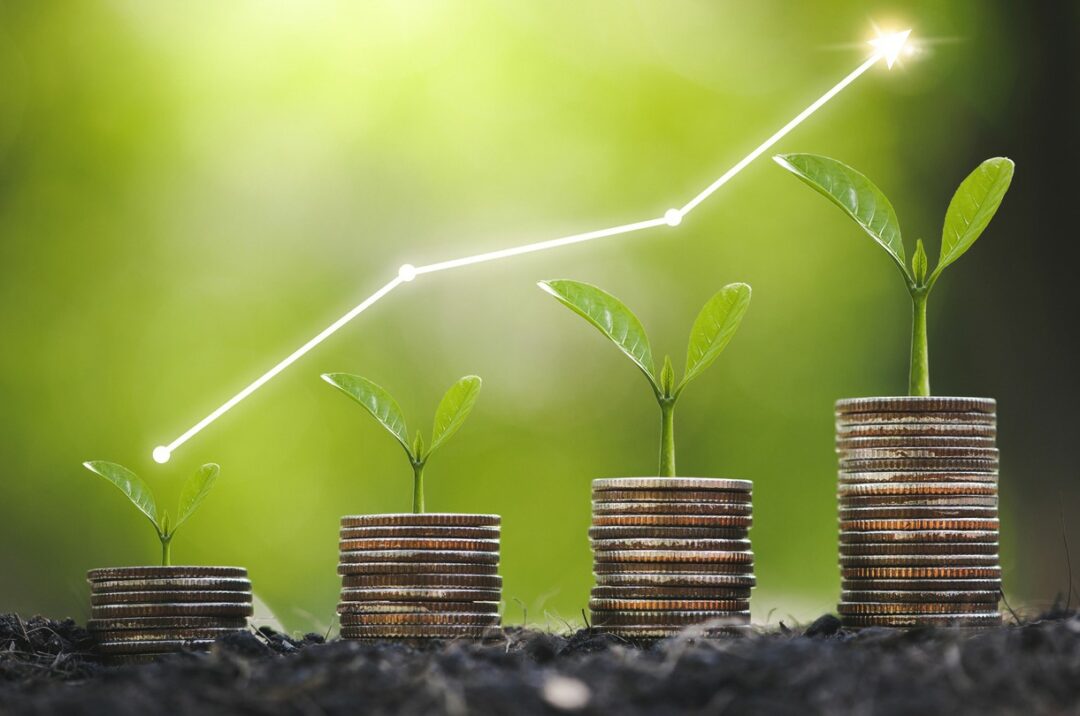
[[836, 396, 1002, 628], [589, 477, 755, 639], [87, 566, 253, 664], [337, 514, 503, 640]]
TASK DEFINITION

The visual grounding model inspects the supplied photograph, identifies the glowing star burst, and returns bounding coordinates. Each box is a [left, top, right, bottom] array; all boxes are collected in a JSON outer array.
[[869, 29, 912, 69]]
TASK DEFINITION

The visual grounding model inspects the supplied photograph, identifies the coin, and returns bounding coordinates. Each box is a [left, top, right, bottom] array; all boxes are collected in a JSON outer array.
[[839, 495, 998, 508], [337, 550, 500, 565], [593, 550, 754, 564], [90, 603, 254, 619], [841, 579, 1002, 592], [840, 613, 1002, 628], [91, 591, 252, 606], [594, 562, 753, 575], [841, 590, 1000, 603], [337, 562, 500, 576], [338, 625, 501, 639], [588, 526, 750, 540], [89, 578, 253, 593], [839, 519, 999, 532], [838, 554, 999, 567], [841, 567, 1001, 579], [91, 628, 240, 642], [837, 602, 998, 615], [339, 526, 501, 540], [592, 478, 752, 492], [339, 601, 500, 615], [334, 588, 500, 602], [591, 502, 753, 516], [836, 412, 996, 426], [592, 515, 752, 528], [338, 538, 500, 552], [88, 617, 249, 631], [838, 507, 998, 520], [838, 458, 998, 473], [589, 599, 749, 611], [591, 625, 749, 638], [339, 613, 500, 626], [836, 436, 997, 449], [341, 573, 502, 589], [595, 573, 756, 588], [839, 542, 999, 556], [840, 530, 999, 544], [838, 473, 998, 486], [591, 489, 753, 503], [590, 586, 753, 600], [837, 423, 996, 439], [835, 397, 996, 414], [95, 639, 217, 655], [87, 566, 247, 582], [838, 447, 999, 460], [589, 538, 752, 552], [591, 611, 751, 627], [341, 514, 500, 528], [838, 483, 998, 497]]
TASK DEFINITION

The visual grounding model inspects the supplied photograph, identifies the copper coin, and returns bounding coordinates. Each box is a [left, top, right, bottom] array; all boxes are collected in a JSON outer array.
[[340, 613, 500, 627], [838, 506, 998, 520], [91, 603, 253, 619], [840, 530, 998, 544], [839, 473, 998, 486], [91, 591, 252, 606], [340, 526, 500, 540], [592, 502, 753, 516], [592, 625, 749, 638], [338, 538, 500, 552], [841, 579, 1001, 592], [593, 550, 754, 564], [840, 519, 999, 532], [839, 458, 998, 473], [334, 588, 500, 602], [89, 578, 253, 594], [595, 573, 756, 588], [591, 489, 752, 503], [837, 423, 996, 439], [589, 538, 751, 552], [88, 617, 248, 631], [337, 550, 499, 565], [589, 599, 749, 611], [91, 628, 240, 642], [836, 413, 996, 427], [841, 567, 1001, 580], [841, 590, 1000, 603], [839, 495, 997, 508], [838, 447, 999, 460], [339, 601, 500, 615], [594, 562, 754, 575], [337, 562, 500, 576], [88, 566, 247, 582], [590, 585, 752, 600], [592, 478, 752, 492], [592, 515, 753, 528], [835, 397, 996, 414], [838, 602, 999, 615], [841, 613, 1001, 628], [591, 611, 751, 627], [338, 625, 501, 639], [836, 436, 996, 449], [588, 526, 750, 540], [839, 542, 999, 556], [96, 639, 216, 655], [341, 514, 500, 528], [341, 573, 502, 589], [839, 554, 999, 567]]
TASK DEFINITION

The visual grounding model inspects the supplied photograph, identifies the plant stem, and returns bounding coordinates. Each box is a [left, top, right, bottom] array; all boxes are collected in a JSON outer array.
[[161, 536, 172, 567], [908, 291, 931, 397], [412, 462, 425, 514], [659, 399, 676, 477]]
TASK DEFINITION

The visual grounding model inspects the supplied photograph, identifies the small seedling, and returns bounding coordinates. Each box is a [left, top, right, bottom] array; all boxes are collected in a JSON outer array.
[[538, 280, 751, 477], [321, 373, 482, 513], [774, 153, 1014, 396], [83, 461, 220, 566]]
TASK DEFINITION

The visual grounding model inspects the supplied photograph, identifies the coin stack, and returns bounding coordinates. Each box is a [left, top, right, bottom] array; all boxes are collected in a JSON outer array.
[[86, 566, 253, 664], [835, 396, 1002, 628], [588, 477, 755, 639], [337, 514, 503, 640]]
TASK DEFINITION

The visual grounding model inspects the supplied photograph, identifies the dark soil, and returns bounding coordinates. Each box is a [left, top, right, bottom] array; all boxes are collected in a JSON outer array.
[[3, 610, 1080, 715]]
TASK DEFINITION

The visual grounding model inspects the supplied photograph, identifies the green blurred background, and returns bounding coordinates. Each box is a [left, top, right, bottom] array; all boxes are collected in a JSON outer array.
[[1, 1, 1077, 633]]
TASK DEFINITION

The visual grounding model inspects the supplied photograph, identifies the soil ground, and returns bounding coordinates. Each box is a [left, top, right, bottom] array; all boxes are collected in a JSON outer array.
[[2, 610, 1079, 715]]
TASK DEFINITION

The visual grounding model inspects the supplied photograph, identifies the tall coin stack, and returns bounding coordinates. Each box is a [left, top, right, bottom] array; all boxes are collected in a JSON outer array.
[[835, 397, 1003, 628], [589, 477, 755, 639], [87, 566, 253, 664], [337, 514, 503, 640]]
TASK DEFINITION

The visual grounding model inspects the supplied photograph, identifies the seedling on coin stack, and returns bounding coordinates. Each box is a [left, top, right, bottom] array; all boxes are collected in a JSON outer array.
[[539, 280, 756, 639], [82, 461, 253, 663], [774, 153, 1014, 628], [321, 373, 501, 640]]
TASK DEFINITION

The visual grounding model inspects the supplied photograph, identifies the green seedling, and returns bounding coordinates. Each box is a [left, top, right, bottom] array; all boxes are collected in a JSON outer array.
[[321, 373, 482, 513], [539, 280, 751, 477], [83, 461, 220, 566], [774, 153, 1014, 396]]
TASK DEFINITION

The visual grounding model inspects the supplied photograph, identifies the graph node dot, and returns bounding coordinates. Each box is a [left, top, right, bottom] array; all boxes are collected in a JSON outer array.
[[398, 264, 417, 281], [152, 446, 172, 464], [664, 209, 683, 227]]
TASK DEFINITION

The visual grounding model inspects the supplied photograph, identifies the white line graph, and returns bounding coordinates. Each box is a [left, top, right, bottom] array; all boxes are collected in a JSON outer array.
[[151, 30, 912, 464]]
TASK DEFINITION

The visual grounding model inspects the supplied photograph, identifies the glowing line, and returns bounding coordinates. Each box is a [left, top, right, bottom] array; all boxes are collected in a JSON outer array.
[[152, 34, 908, 463]]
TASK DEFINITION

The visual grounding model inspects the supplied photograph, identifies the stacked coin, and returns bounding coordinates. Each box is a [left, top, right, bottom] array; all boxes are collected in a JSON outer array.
[[589, 477, 755, 639], [836, 397, 1002, 628], [337, 514, 503, 640], [87, 566, 253, 664]]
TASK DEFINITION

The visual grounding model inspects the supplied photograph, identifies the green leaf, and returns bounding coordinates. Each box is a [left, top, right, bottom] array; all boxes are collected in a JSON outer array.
[[933, 157, 1014, 282], [173, 463, 219, 532], [659, 356, 676, 397], [83, 461, 160, 534], [322, 373, 412, 458], [774, 153, 910, 282], [681, 283, 752, 391], [538, 280, 657, 391], [912, 239, 928, 286], [429, 375, 482, 455]]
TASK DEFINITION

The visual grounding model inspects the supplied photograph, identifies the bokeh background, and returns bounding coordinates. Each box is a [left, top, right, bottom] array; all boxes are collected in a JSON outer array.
[[1, 0, 1077, 633]]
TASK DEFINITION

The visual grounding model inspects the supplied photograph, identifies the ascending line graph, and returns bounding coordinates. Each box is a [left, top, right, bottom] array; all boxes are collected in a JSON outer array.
[[151, 30, 913, 464]]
